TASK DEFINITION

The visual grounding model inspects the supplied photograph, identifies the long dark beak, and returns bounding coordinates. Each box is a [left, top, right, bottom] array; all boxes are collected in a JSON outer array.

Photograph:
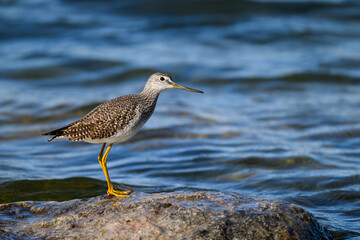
[[172, 82, 204, 93]]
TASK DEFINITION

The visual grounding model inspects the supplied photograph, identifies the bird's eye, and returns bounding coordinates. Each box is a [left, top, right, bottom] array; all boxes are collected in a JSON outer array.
[[160, 77, 165, 81]]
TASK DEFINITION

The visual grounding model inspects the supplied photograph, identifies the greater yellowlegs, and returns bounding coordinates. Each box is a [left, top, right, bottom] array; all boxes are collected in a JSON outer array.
[[43, 72, 203, 197]]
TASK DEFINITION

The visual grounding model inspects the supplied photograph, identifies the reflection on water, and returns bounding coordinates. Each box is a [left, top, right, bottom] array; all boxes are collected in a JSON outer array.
[[1, 0, 360, 239]]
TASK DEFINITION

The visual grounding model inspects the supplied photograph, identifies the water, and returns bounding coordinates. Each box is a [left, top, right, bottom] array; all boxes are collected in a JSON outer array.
[[1, 0, 360, 238]]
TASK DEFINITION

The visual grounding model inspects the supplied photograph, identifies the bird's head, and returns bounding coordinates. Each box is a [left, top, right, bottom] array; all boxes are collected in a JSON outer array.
[[143, 72, 203, 94]]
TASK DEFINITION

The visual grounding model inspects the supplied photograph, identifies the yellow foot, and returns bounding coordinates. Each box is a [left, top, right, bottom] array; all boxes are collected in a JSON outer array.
[[107, 189, 132, 197]]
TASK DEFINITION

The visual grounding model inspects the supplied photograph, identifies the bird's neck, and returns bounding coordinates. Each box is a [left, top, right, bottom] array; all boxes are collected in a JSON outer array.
[[139, 88, 161, 108]]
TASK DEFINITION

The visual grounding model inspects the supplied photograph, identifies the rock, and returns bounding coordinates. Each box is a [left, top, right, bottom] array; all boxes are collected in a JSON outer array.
[[0, 191, 332, 240]]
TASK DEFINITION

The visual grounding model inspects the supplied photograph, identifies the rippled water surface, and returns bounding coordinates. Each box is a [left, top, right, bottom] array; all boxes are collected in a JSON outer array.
[[1, 0, 360, 238]]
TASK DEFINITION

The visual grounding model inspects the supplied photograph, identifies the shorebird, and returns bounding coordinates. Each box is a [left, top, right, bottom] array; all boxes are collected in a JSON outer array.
[[43, 72, 203, 197]]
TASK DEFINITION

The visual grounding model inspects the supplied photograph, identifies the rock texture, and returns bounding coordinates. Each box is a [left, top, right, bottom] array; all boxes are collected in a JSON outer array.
[[0, 191, 332, 240]]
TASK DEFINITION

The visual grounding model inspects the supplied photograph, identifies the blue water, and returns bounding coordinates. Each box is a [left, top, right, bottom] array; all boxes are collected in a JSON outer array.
[[1, 0, 360, 238]]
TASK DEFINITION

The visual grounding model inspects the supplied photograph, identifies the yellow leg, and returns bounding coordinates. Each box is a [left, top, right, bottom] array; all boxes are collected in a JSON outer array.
[[98, 143, 131, 197]]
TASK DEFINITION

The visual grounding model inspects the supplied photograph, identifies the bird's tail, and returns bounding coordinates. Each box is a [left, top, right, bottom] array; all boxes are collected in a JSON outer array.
[[43, 125, 70, 142]]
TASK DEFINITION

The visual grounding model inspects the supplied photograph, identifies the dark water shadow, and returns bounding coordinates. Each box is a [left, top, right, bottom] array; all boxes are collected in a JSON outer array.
[[0, 177, 205, 204], [0, 177, 109, 203]]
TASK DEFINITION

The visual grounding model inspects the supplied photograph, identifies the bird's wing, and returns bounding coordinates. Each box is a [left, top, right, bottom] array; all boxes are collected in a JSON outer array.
[[67, 95, 139, 141], [44, 95, 142, 142]]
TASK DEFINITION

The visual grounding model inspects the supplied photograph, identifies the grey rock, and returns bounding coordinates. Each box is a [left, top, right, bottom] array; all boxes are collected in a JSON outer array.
[[0, 191, 332, 240]]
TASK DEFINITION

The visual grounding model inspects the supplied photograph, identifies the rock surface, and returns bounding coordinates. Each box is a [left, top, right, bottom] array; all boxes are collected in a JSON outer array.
[[0, 191, 332, 240]]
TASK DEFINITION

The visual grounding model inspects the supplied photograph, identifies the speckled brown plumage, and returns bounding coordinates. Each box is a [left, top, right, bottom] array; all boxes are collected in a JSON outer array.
[[44, 93, 159, 142]]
